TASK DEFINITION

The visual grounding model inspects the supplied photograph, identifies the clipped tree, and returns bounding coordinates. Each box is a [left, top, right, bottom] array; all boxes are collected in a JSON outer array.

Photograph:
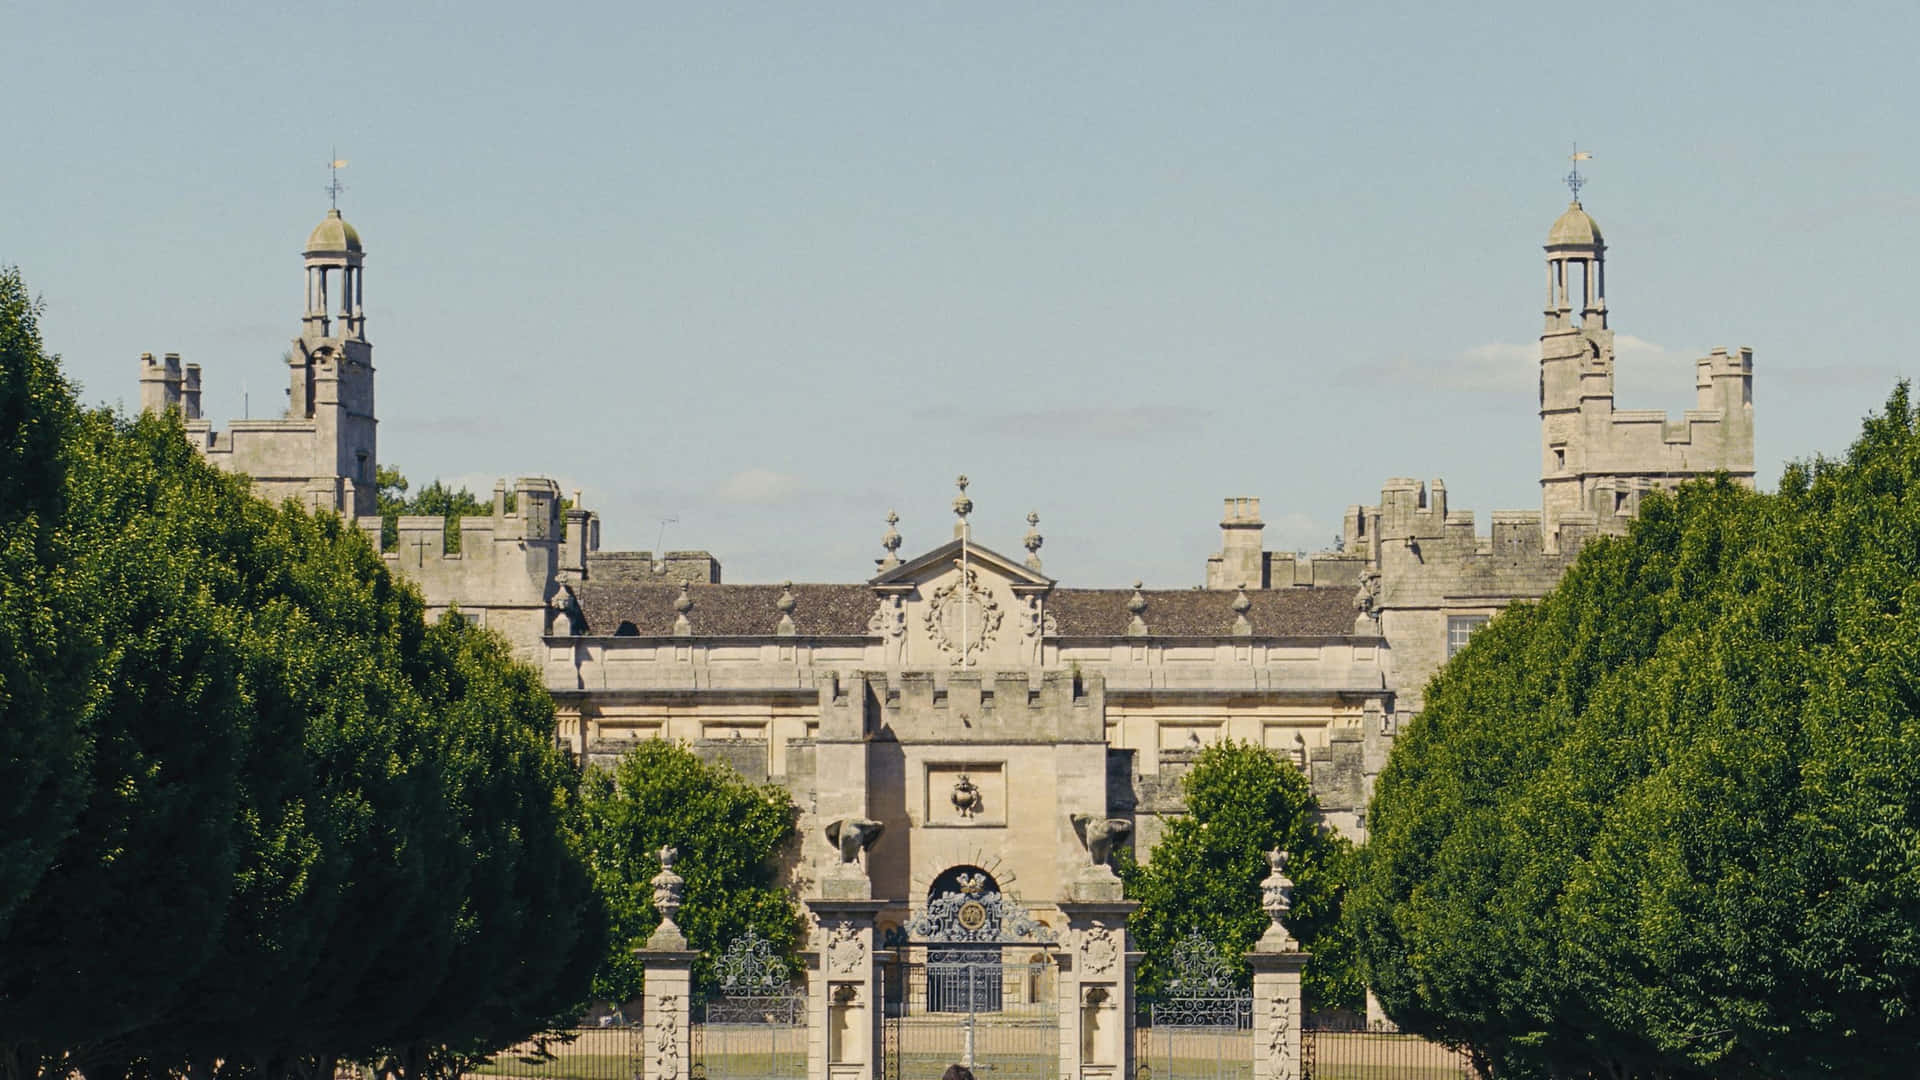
[[1117, 739, 1362, 1011], [1359, 385, 1920, 1079], [579, 741, 800, 1003]]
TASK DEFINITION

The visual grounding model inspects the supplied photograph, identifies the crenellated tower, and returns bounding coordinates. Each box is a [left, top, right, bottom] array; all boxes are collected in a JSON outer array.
[[1535, 182, 1753, 544]]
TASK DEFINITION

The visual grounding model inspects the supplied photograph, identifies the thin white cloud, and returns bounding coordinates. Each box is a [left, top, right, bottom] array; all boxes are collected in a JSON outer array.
[[979, 404, 1214, 440], [1263, 510, 1340, 555], [716, 468, 809, 504], [1352, 335, 1694, 400]]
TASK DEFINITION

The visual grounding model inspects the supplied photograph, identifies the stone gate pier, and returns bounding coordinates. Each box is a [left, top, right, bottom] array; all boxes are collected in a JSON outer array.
[[1246, 851, 1307, 1080]]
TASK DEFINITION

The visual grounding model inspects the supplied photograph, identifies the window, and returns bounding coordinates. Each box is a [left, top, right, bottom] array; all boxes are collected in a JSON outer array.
[[1447, 615, 1490, 658]]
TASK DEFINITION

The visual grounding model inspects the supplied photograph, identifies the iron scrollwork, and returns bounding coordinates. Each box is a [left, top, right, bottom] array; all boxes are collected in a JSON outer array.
[[904, 887, 1057, 945], [1151, 930, 1251, 1029], [706, 929, 804, 1025]]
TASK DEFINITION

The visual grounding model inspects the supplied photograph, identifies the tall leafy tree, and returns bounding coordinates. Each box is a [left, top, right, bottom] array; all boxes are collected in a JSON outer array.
[[0, 268, 93, 940], [1359, 385, 1920, 1079], [0, 273, 604, 1080], [578, 741, 800, 1003], [1117, 740, 1361, 1011]]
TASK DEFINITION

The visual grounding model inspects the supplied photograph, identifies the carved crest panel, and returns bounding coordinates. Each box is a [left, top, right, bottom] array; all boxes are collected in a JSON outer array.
[[923, 568, 1002, 663]]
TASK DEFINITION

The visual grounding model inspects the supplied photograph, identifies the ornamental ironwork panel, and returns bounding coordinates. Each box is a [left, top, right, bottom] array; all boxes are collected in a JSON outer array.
[[713, 929, 794, 997], [698, 930, 805, 1080], [904, 885, 1058, 945], [1149, 931, 1252, 1028]]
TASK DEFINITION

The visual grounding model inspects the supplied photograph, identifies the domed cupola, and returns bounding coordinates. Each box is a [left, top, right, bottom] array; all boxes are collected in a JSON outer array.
[[1543, 153, 1606, 331], [302, 208, 366, 342], [1547, 201, 1604, 251], [305, 208, 364, 256]]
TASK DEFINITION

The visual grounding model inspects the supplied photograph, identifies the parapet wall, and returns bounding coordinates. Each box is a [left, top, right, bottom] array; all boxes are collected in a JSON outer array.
[[818, 669, 1104, 745], [364, 476, 578, 654], [587, 549, 722, 585]]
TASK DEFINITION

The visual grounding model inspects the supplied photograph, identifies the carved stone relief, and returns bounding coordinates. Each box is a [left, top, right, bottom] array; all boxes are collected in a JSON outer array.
[[1265, 995, 1294, 1080], [653, 993, 680, 1079], [1082, 923, 1119, 976], [826, 919, 867, 975], [924, 568, 1002, 662]]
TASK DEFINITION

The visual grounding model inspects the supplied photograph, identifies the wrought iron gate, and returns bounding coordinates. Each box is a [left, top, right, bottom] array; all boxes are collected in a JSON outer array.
[[1139, 933, 1251, 1080], [695, 930, 806, 1080], [884, 879, 1059, 1080]]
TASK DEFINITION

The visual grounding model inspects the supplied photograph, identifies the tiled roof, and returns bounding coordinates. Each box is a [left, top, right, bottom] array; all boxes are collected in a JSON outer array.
[[572, 581, 1359, 639], [574, 583, 874, 637], [1046, 587, 1358, 637]]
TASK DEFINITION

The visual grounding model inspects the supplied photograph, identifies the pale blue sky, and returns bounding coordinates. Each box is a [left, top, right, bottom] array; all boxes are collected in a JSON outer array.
[[6, 1, 1915, 584]]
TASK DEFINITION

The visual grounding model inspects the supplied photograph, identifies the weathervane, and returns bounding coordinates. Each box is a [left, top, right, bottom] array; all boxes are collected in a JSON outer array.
[[326, 149, 349, 209], [1564, 143, 1592, 202]]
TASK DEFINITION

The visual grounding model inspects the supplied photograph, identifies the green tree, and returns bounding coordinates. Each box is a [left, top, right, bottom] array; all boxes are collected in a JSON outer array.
[[1358, 385, 1920, 1079], [1117, 740, 1362, 1011], [578, 741, 800, 1003], [0, 268, 94, 941], [0, 277, 604, 1080]]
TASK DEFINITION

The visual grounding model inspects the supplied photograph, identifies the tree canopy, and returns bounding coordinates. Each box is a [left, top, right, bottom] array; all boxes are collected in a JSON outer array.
[[1357, 385, 1920, 1079], [1117, 739, 1362, 1011], [578, 740, 801, 1004], [0, 268, 605, 1080]]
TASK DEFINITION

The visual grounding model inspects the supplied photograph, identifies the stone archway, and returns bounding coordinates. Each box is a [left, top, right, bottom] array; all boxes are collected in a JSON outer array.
[[924, 865, 1004, 1012]]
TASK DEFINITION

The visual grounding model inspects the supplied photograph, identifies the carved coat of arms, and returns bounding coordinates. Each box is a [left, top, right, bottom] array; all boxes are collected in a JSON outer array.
[[924, 568, 1002, 662], [826, 920, 867, 975]]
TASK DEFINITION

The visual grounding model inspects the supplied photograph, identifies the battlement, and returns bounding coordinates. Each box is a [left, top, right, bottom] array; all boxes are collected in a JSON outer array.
[[817, 669, 1103, 745], [586, 549, 723, 586], [360, 477, 588, 653]]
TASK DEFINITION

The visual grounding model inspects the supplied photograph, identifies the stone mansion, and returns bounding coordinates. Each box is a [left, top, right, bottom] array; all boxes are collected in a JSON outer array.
[[135, 192, 1754, 927]]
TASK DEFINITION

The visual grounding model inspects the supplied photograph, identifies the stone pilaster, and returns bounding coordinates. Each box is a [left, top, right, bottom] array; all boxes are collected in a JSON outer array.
[[806, 898, 887, 1080], [1058, 879, 1139, 1080]]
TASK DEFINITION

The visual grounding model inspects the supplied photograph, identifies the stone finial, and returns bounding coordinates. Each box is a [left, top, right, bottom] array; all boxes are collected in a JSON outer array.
[[1257, 848, 1298, 951], [672, 583, 693, 636], [1023, 511, 1044, 571], [952, 475, 972, 538], [775, 581, 796, 636], [1126, 581, 1148, 637], [1233, 584, 1253, 635], [648, 846, 688, 949], [878, 510, 903, 569]]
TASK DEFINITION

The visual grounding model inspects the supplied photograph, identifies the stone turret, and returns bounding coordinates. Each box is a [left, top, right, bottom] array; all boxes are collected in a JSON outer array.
[[1537, 190, 1754, 545]]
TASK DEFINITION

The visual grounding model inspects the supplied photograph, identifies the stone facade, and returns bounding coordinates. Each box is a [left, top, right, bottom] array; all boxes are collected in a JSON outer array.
[[139, 192, 1753, 928]]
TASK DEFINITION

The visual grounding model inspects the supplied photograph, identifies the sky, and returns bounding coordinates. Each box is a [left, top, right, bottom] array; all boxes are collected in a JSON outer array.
[[6, 1, 1917, 586]]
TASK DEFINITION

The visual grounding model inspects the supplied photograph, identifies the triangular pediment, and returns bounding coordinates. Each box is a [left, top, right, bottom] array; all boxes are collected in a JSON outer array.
[[869, 536, 1054, 589]]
